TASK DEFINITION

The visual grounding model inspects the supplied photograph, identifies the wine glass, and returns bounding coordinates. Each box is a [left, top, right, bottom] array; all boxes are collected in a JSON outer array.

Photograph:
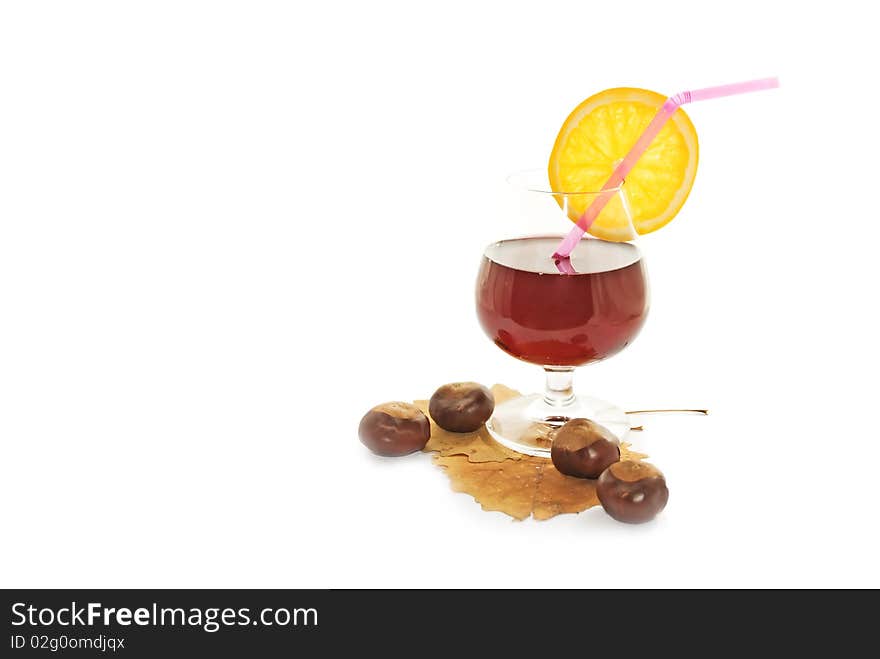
[[475, 170, 648, 457]]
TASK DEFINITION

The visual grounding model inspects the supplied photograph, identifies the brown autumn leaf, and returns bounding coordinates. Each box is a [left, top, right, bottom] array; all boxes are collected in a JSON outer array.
[[417, 383, 649, 520], [434, 441, 647, 521], [621, 442, 648, 463], [531, 458, 600, 520], [433, 454, 540, 520]]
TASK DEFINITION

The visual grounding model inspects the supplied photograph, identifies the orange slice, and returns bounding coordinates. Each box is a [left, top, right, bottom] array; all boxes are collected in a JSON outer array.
[[548, 87, 699, 241]]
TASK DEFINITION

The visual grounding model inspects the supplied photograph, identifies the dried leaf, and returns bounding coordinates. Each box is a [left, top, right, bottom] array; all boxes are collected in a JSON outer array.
[[436, 444, 647, 521], [530, 444, 644, 520], [434, 454, 540, 520], [531, 462, 599, 520], [420, 384, 650, 520], [621, 442, 648, 463]]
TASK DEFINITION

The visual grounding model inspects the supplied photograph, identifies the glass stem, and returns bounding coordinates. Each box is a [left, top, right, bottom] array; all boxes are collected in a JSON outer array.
[[543, 367, 575, 408]]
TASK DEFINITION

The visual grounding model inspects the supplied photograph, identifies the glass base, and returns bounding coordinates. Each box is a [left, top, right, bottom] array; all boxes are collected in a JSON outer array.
[[485, 393, 630, 458]]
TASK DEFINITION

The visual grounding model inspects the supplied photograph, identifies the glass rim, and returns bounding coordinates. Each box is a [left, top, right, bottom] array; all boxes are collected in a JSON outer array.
[[506, 168, 623, 196]]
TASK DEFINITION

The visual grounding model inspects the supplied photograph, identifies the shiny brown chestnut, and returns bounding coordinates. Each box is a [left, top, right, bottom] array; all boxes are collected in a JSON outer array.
[[550, 418, 620, 479], [597, 461, 669, 524], [428, 382, 494, 433], [358, 402, 431, 457]]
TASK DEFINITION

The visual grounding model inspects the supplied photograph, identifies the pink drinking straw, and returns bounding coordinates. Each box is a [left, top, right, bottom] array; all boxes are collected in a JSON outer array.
[[552, 77, 780, 259]]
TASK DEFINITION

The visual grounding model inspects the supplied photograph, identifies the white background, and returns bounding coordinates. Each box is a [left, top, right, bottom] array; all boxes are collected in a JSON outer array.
[[1, 1, 878, 588]]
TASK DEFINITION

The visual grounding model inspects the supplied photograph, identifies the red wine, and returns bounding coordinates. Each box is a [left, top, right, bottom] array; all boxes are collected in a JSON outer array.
[[476, 236, 648, 367]]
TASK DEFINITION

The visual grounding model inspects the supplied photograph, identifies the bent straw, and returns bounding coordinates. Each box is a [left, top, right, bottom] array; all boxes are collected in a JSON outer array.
[[552, 77, 779, 259]]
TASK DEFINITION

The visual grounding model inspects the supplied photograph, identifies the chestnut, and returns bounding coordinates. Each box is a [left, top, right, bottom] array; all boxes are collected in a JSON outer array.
[[550, 418, 620, 479], [428, 382, 494, 433], [597, 461, 669, 524], [358, 402, 431, 457]]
